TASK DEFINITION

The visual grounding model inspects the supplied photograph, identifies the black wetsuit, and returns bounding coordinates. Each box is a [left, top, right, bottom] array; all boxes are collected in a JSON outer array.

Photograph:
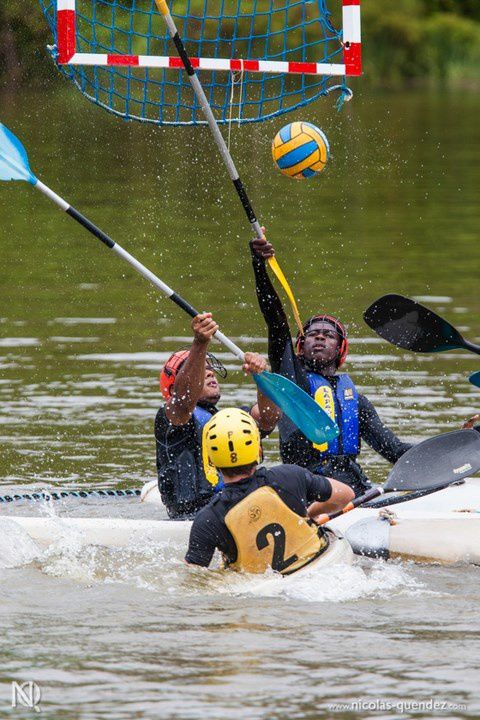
[[251, 248, 413, 496], [185, 465, 331, 567], [154, 403, 218, 519]]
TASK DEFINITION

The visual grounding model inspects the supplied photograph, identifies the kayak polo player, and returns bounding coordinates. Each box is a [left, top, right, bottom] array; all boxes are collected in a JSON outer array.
[[155, 312, 280, 519], [250, 232, 479, 496], [250, 231, 414, 497], [185, 408, 354, 573]]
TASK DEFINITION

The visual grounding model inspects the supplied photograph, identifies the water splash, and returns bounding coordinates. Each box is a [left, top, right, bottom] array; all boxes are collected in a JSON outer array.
[[10, 518, 424, 604], [0, 519, 41, 568], [224, 560, 424, 603]]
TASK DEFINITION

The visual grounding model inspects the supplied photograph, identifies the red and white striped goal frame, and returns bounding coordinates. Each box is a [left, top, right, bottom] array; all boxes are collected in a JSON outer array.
[[56, 0, 362, 77]]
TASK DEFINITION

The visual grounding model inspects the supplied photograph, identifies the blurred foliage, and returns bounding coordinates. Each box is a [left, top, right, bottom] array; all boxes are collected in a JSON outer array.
[[0, 2, 53, 85], [1, 0, 479, 88], [363, 1, 480, 84]]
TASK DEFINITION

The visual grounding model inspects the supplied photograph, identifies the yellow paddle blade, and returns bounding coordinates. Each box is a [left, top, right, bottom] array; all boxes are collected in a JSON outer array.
[[154, 0, 169, 16], [267, 256, 304, 336]]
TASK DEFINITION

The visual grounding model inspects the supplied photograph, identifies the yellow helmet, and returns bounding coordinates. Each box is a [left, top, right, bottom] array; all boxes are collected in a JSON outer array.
[[203, 408, 261, 468]]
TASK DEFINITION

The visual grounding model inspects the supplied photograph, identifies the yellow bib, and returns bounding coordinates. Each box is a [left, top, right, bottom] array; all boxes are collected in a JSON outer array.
[[312, 384, 336, 452], [224, 486, 327, 575]]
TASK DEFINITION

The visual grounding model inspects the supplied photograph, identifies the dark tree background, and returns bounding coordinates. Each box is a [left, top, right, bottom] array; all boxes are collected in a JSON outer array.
[[1, 1, 479, 88]]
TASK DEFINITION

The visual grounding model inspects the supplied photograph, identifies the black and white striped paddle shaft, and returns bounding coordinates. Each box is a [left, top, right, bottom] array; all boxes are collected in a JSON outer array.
[[33, 179, 244, 358], [0, 121, 344, 444]]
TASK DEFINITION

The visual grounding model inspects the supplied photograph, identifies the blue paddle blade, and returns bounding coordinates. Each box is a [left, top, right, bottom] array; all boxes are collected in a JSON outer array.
[[0, 123, 36, 184], [470, 371, 480, 389], [253, 371, 339, 444]]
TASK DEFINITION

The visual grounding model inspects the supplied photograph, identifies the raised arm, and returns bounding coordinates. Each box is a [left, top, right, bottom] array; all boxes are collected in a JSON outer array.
[[243, 352, 281, 433], [165, 313, 218, 426], [250, 231, 295, 374]]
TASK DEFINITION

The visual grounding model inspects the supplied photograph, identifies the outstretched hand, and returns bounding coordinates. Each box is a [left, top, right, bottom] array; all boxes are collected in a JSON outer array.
[[192, 312, 219, 345], [252, 226, 275, 259], [243, 352, 268, 375]]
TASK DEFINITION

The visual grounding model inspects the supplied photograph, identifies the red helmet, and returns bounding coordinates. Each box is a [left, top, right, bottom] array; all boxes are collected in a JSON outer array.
[[159, 350, 228, 399], [295, 314, 348, 368], [159, 350, 190, 399]]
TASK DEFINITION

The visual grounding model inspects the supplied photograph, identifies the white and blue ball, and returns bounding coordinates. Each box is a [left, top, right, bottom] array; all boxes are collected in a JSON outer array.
[[272, 121, 329, 180]]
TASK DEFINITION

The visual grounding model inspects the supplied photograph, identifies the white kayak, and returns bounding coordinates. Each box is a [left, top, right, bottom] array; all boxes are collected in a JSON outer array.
[[2, 479, 479, 566], [326, 478, 480, 564], [1, 516, 190, 549], [140, 478, 480, 565], [340, 511, 480, 564], [0, 516, 353, 582], [140, 477, 480, 515]]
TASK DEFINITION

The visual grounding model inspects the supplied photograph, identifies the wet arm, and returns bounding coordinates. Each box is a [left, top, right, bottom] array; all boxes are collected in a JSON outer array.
[[184, 515, 218, 568], [359, 395, 413, 463], [250, 244, 293, 374], [306, 475, 355, 516], [241, 351, 281, 432], [250, 391, 280, 434], [166, 313, 218, 426], [165, 339, 209, 426]]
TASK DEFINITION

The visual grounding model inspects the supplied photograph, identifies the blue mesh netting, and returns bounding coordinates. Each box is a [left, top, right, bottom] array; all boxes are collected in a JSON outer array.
[[38, 0, 350, 125]]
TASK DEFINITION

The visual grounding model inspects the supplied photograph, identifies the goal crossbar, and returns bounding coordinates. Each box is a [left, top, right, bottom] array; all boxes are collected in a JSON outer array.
[[56, 0, 362, 77]]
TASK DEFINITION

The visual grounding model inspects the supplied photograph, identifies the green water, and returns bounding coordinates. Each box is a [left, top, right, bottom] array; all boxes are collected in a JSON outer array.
[[1, 84, 480, 720], [1, 85, 479, 489]]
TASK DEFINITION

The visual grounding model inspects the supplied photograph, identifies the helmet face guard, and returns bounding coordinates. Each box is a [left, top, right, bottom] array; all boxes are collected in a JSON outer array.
[[160, 350, 227, 399], [295, 314, 348, 368]]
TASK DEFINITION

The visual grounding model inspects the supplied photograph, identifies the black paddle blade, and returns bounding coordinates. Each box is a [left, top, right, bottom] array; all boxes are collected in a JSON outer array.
[[385, 429, 480, 492], [363, 294, 466, 353]]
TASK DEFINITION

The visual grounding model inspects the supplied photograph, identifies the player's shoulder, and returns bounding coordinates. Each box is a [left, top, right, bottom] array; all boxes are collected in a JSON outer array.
[[265, 463, 309, 485]]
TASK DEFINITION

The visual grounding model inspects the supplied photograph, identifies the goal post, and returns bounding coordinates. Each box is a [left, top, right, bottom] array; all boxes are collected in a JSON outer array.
[[39, 0, 362, 125], [55, 0, 361, 77]]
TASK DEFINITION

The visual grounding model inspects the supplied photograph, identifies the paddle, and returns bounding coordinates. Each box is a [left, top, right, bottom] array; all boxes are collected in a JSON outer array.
[[154, 0, 304, 336], [0, 122, 338, 446], [315, 428, 480, 525], [363, 294, 480, 356], [470, 371, 480, 389], [361, 484, 461, 510]]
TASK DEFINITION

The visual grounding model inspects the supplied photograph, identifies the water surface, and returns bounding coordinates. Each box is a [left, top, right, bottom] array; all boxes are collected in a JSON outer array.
[[0, 85, 479, 718]]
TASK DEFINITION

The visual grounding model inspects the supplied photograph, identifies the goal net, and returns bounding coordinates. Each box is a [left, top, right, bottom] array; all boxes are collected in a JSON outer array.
[[38, 0, 362, 125]]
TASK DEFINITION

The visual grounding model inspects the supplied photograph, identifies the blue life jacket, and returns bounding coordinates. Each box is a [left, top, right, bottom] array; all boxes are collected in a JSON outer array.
[[307, 373, 360, 457], [192, 405, 215, 426]]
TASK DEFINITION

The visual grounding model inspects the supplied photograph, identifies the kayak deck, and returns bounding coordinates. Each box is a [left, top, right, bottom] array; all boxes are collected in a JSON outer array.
[[1, 478, 479, 566], [342, 512, 480, 564], [140, 478, 480, 565], [0, 516, 191, 548]]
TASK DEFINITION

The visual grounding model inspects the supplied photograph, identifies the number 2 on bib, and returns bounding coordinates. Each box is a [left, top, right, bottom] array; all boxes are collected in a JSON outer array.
[[256, 523, 299, 573]]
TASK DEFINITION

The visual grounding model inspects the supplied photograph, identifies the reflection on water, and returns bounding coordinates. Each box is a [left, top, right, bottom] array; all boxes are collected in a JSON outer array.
[[1, 86, 479, 718]]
